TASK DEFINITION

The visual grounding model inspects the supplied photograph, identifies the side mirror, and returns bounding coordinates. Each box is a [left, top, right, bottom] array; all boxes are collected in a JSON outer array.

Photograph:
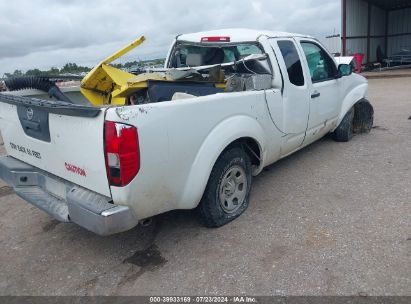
[[337, 64, 352, 77]]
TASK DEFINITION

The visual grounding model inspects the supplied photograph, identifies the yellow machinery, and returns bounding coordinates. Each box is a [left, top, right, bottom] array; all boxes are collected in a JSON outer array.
[[80, 36, 225, 106], [81, 36, 164, 105]]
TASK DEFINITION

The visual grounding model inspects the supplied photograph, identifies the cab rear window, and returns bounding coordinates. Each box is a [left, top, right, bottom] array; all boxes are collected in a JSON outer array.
[[169, 43, 263, 68]]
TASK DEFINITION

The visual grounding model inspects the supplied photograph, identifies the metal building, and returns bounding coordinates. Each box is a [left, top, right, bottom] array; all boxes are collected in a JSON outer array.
[[342, 0, 411, 63]]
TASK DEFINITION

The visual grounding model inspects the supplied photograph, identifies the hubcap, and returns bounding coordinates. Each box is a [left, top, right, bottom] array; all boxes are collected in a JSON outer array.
[[219, 165, 247, 213]]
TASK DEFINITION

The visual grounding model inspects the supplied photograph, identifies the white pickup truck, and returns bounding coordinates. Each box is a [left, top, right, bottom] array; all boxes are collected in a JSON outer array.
[[0, 29, 373, 235]]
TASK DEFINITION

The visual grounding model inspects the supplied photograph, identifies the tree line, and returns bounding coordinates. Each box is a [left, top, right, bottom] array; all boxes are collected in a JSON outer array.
[[3, 58, 165, 79], [3, 63, 91, 78]]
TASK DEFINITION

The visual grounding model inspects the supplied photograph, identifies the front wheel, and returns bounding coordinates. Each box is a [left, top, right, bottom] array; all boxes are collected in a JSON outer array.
[[332, 107, 354, 142], [198, 146, 252, 228], [333, 100, 374, 142]]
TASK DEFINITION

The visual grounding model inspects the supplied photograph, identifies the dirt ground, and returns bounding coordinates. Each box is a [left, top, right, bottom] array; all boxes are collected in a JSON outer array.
[[0, 78, 410, 296]]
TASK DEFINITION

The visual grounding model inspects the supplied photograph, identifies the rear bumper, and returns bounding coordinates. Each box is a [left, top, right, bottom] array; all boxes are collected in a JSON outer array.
[[0, 155, 138, 235]]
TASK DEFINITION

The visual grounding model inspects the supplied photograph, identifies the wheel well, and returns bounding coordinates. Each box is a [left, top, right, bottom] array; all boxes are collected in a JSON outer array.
[[223, 137, 262, 169], [353, 99, 374, 133]]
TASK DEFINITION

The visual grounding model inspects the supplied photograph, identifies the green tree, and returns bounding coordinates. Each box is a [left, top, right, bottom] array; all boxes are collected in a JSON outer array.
[[12, 70, 23, 77], [47, 67, 60, 75], [25, 69, 43, 76], [60, 63, 90, 74]]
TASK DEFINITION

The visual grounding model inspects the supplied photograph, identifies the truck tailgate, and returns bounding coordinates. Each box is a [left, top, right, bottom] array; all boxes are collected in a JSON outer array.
[[0, 94, 111, 197]]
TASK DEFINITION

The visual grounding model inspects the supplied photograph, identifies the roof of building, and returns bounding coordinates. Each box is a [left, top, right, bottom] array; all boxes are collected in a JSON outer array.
[[177, 28, 313, 43]]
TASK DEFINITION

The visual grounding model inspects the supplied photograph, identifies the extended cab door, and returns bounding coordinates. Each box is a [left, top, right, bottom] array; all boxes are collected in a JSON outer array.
[[295, 38, 341, 143], [267, 38, 310, 156]]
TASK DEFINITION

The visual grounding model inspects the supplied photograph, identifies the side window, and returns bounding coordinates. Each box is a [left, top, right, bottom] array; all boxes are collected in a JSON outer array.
[[300, 42, 337, 83], [277, 40, 305, 87], [236, 44, 263, 57]]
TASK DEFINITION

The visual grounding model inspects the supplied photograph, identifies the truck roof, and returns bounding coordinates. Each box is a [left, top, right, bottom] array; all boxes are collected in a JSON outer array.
[[177, 28, 313, 43]]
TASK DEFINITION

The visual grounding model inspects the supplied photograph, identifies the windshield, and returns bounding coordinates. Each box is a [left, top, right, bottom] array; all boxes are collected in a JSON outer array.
[[169, 43, 263, 68]]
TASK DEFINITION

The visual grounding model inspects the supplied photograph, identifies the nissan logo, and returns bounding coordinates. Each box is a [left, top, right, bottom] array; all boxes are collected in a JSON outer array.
[[26, 107, 34, 121]]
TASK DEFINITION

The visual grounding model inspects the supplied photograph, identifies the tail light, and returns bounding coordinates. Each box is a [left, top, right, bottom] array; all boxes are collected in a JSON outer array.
[[201, 36, 230, 42], [104, 121, 140, 186]]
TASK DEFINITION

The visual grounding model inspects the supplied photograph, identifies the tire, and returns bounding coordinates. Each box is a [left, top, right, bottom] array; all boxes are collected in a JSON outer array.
[[352, 100, 374, 133], [198, 146, 252, 228], [332, 107, 354, 142]]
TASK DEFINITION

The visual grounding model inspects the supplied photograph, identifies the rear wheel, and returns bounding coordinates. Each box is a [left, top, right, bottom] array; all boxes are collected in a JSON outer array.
[[198, 146, 252, 228]]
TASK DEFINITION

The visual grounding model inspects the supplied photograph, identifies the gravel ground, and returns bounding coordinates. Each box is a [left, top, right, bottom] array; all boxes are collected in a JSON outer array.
[[0, 78, 410, 296]]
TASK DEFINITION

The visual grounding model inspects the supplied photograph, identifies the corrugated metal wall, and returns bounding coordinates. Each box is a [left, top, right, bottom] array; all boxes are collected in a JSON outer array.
[[344, 0, 411, 62], [346, 0, 368, 37], [345, 0, 368, 58], [345, 0, 387, 62], [387, 8, 411, 55]]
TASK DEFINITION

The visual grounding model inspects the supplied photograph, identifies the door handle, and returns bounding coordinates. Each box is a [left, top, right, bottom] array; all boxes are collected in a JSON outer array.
[[23, 120, 41, 131], [311, 91, 321, 99]]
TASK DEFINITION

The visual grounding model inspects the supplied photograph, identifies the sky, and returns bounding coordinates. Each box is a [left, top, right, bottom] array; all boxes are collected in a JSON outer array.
[[0, 0, 341, 76]]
